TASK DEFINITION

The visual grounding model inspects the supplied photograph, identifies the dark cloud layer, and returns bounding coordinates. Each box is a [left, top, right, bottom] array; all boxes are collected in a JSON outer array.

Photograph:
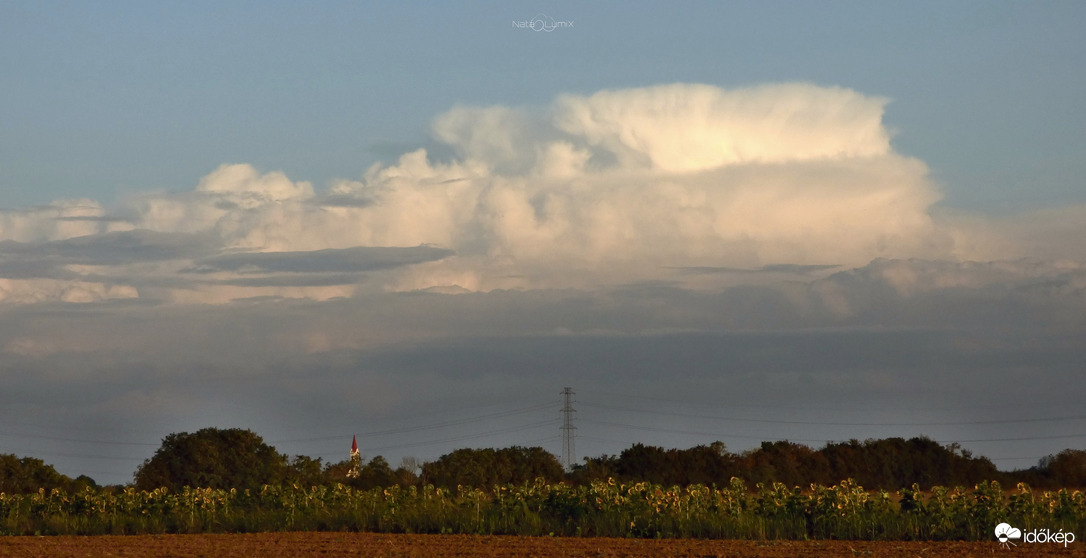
[[674, 264, 842, 275], [1, 258, 1083, 484], [0, 230, 215, 287], [187, 245, 455, 274], [216, 273, 369, 288], [0, 230, 213, 266]]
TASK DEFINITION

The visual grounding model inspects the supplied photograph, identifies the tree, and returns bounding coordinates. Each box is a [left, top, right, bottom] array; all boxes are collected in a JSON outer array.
[[568, 454, 620, 485], [285, 455, 325, 487], [134, 427, 287, 491], [423, 448, 495, 489], [1037, 450, 1086, 488], [422, 447, 564, 489], [395, 456, 420, 487], [0, 454, 79, 494], [361, 456, 398, 489], [614, 444, 670, 483]]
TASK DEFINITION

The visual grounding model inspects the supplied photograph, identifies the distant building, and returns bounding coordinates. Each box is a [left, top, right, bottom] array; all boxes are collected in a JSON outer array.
[[347, 435, 360, 478]]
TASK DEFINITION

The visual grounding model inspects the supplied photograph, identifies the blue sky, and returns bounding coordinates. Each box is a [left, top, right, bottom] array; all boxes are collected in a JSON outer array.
[[4, 2, 1084, 211], [2, 2, 1086, 486]]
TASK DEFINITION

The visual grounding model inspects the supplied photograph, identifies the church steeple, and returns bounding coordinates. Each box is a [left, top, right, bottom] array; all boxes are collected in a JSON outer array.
[[347, 435, 361, 478]]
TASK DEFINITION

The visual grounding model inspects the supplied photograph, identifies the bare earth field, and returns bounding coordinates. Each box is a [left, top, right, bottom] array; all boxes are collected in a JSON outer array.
[[1, 533, 1082, 557]]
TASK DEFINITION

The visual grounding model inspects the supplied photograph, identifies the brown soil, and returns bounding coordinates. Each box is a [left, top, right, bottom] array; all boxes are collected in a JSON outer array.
[[0, 533, 1080, 557]]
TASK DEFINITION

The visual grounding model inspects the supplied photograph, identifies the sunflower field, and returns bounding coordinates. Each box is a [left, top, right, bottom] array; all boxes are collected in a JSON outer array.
[[2, 478, 1084, 539]]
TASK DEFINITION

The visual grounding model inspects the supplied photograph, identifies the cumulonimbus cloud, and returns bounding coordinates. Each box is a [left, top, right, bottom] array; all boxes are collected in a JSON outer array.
[[0, 82, 1081, 303], [331, 82, 945, 290]]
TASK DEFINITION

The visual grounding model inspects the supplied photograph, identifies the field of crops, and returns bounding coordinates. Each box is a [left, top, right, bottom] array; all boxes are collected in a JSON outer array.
[[2, 478, 1084, 543], [1, 533, 1076, 557]]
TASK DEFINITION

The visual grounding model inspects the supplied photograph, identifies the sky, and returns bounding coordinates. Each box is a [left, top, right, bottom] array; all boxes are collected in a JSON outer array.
[[1, 1, 1085, 486]]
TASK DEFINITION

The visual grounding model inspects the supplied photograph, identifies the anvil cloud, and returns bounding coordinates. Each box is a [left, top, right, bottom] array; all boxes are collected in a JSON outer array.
[[1, 83, 966, 301]]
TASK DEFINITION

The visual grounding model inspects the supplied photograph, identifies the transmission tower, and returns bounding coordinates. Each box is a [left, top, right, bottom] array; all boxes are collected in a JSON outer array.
[[560, 387, 576, 470]]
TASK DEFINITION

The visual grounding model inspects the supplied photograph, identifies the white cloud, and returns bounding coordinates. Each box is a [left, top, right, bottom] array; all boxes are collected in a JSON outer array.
[[196, 163, 314, 204], [343, 83, 945, 289], [938, 204, 1086, 263], [0, 200, 126, 243], [552, 83, 892, 172], [0, 83, 1082, 303]]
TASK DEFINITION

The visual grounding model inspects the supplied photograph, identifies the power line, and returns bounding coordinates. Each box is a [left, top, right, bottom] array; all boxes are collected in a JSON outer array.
[[0, 397, 557, 449], [271, 402, 555, 444], [581, 388, 1072, 414], [943, 433, 1086, 443], [1, 401, 561, 476], [0, 429, 159, 447], [580, 418, 832, 444], [580, 419, 1086, 446], [579, 401, 1086, 427], [0, 447, 147, 463], [5, 391, 1079, 452], [351, 419, 561, 454]]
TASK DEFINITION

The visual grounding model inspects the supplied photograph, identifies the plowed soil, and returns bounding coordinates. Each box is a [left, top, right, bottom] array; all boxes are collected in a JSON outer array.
[[0, 533, 1080, 557]]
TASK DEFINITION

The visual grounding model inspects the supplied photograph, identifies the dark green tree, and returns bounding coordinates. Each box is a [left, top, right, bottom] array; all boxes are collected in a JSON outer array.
[[322, 455, 416, 488], [133, 427, 287, 491], [614, 444, 670, 483], [358, 455, 397, 489], [1036, 449, 1086, 488], [422, 446, 563, 489], [423, 448, 495, 489], [677, 442, 736, 486], [395, 456, 421, 487], [0, 454, 79, 494], [285, 455, 325, 487], [567, 454, 620, 485]]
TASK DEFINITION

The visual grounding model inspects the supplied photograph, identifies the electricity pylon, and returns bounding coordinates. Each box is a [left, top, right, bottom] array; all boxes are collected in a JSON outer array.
[[561, 387, 576, 470]]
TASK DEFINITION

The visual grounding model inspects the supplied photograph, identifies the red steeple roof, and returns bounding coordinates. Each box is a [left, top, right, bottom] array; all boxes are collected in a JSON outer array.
[[351, 435, 358, 453]]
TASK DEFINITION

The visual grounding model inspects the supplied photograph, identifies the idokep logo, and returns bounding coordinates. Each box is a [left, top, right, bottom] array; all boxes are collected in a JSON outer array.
[[995, 522, 1076, 549], [995, 523, 1021, 549]]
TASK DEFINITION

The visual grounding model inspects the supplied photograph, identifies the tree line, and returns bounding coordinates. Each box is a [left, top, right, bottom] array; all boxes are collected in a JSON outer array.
[[2, 427, 1084, 495]]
